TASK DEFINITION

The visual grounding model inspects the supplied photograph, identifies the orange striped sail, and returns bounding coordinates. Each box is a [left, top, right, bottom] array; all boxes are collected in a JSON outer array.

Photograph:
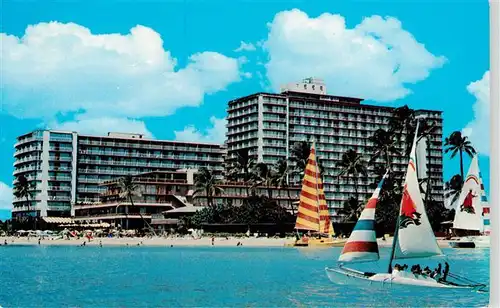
[[295, 143, 334, 236]]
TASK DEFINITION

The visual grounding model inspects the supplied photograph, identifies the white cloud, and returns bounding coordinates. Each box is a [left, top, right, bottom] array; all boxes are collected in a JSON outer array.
[[49, 115, 154, 138], [1, 22, 242, 119], [463, 71, 490, 155], [0, 182, 13, 210], [234, 41, 256, 52], [262, 9, 446, 101], [174, 117, 227, 144]]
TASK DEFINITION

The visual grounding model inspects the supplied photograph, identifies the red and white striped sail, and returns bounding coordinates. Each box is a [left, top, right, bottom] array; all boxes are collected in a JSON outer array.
[[338, 173, 388, 263], [393, 125, 443, 260], [295, 143, 334, 235]]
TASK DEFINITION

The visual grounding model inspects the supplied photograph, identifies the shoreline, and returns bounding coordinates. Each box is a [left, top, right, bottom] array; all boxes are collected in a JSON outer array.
[[0, 236, 456, 248]]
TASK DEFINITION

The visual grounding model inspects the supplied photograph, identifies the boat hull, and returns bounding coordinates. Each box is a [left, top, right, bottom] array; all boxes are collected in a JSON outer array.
[[449, 241, 475, 248], [325, 267, 486, 292], [285, 238, 346, 248], [448, 235, 490, 248]]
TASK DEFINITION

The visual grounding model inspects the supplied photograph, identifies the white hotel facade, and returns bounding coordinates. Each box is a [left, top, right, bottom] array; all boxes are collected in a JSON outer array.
[[226, 78, 444, 219]]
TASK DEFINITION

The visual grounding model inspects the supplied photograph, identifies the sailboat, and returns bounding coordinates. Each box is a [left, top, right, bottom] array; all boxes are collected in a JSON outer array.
[[449, 155, 491, 248], [325, 123, 488, 291], [287, 142, 346, 248]]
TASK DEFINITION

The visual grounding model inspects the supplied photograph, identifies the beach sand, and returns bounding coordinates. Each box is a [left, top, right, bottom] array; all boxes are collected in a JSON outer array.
[[0, 236, 454, 248]]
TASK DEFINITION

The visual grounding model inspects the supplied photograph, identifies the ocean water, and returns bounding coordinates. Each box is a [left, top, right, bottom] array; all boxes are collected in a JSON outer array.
[[0, 246, 490, 307]]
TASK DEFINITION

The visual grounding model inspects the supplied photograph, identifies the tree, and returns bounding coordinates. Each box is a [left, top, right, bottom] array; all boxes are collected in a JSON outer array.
[[368, 129, 400, 172], [337, 197, 363, 222], [194, 167, 224, 207], [389, 105, 438, 156], [119, 175, 156, 235], [228, 149, 256, 196], [251, 163, 276, 199], [444, 131, 476, 181], [444, 174, 463, 209], [289, 140, 325, 181], [273, 159, 294, 214], [337, 149, 367, 202], [14, 175, 36, 230]]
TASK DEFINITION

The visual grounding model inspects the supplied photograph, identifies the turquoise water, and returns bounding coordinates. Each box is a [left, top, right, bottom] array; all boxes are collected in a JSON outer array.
[[0, 246, 489, 307]]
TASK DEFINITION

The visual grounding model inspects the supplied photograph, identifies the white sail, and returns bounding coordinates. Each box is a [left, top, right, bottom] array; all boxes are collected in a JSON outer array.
[[452, 156, 483, 232], [393, 124, 443, 260]]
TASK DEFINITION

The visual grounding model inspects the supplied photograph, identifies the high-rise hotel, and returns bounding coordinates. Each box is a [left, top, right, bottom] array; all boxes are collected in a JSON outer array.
[[12, 131, 224, 218], [226, 78, 444, 219]]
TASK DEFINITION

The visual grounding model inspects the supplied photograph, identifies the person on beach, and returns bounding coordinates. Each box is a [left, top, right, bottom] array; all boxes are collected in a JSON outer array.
[[211, 237, 214, 246], [3, 240, 7, 246], [99, 240, 102, 248], [38, 238, 41, 245]]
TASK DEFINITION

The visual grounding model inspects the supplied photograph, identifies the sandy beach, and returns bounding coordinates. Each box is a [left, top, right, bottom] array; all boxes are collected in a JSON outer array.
[[0, 236, 454, 248]]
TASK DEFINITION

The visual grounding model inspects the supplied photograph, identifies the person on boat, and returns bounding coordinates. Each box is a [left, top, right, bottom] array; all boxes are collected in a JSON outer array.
[[443, 262, 450, 281], [423, 266, 432, 276], [460, 189, 477, 214]]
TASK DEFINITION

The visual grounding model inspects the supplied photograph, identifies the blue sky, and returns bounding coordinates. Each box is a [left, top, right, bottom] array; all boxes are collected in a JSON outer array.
[[0, 0, 490, 220]]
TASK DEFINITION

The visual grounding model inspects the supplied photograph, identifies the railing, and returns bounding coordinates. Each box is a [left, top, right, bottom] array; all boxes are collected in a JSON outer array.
[[13, 166, 40, 174], [49, 146, 73, 152], [48, 186, 72, 191], [14, 146, 43, 156], [48, 196, 71, 201], [14, 136, 43, 147], [14, 156, 42, 165], [49, 156, 72, 162], [78, 139, 224, 153], [48, 176, 72, 181]]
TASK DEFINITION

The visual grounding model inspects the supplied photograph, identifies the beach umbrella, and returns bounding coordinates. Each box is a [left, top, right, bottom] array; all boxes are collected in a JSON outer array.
[[17, 230, 26, 233]]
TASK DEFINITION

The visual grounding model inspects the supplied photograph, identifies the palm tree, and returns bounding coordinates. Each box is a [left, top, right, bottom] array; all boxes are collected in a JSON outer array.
[[14, 175, 35, 229], [251, 163, 276, 199], [444, 131, 476, 181], [289, 140, 325, 181], [194, 167, 224, 207], [389, 105, 415, 136], [444, 174, 463, 209], [337, 149, 367, 203], [273, 159, 294, 214], [368, 129, 400, 172], [338, 197, 363, 222], [228, 149, 256, 196], [119, 175, 156, 235]]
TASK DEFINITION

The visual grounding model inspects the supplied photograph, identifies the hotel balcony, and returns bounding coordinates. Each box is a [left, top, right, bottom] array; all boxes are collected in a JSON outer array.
[[14, 156, 42, 166], [48, 176, 72, 182], [14, 146, 43, 156], [13, 166, 40, 175], [78, 139, 223, 153], [49, 146, 73, 152], [48, 196, 71, 201], [14, 136, 43, 147], [48, 186, 72, 192]]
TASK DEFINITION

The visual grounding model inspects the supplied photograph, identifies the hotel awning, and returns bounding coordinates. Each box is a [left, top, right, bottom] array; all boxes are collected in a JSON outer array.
[[43, 217, 74, 224]]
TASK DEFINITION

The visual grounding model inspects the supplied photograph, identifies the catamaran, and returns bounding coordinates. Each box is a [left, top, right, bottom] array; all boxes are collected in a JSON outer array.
[[325, 123, 488, 291], [449, 155, 491, 248], [287, 142, 346, 248]]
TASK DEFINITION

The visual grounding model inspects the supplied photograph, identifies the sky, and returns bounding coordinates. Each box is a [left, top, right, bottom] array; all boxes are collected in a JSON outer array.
[[0, 0, 490, 220]]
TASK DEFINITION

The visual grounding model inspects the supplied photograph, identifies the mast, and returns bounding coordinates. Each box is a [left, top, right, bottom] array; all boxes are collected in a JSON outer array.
[[387, 118, 421, 273], [314, 141, 321, 234]]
